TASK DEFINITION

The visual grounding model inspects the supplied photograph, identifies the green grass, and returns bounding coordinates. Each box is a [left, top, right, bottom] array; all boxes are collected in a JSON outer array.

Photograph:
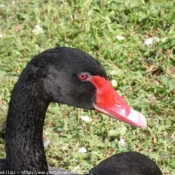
[[0, 0, 175, 174]]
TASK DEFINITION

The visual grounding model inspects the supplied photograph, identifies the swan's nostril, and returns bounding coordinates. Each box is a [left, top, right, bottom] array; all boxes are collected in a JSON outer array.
[[116, 104, 122, 108]]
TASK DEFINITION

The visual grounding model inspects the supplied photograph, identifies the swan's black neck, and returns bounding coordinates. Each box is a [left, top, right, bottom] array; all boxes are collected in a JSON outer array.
[[5, 75, 49, 174], [4, 47, 107, 174]]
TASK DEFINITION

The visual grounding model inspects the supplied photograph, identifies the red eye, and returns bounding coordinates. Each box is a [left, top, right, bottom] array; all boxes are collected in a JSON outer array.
[[78, 73, 89, 81]]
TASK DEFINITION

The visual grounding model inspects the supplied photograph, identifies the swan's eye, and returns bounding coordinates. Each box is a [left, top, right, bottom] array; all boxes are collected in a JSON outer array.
[[78, 73, 89, 81]]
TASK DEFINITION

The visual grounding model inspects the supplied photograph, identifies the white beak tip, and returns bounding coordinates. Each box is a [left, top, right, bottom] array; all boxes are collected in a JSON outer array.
[[128, 108, 147, 129]]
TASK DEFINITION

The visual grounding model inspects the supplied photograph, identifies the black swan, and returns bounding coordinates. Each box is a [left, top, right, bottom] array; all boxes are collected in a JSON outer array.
[[88, 152, 162, 175], [0, 47, 162, 175]]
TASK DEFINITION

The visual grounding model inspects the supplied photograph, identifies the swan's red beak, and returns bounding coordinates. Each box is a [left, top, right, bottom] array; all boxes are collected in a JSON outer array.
[[89, 76, 147, 129]]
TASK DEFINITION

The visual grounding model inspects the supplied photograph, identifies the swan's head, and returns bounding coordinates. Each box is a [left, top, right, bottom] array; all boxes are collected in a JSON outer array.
[[26, 47, 147, 128]]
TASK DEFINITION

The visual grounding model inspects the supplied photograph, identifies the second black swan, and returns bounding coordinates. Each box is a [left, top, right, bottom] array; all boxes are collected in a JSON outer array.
[[0, 47, 162, 175]]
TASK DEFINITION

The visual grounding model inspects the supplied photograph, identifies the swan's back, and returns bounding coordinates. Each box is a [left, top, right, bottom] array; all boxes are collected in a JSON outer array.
[[88, 152, 162, 175]]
